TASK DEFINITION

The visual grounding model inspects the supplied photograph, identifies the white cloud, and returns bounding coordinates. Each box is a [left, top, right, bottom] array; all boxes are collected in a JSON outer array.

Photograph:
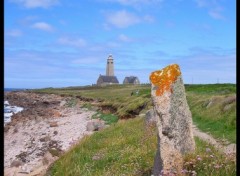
[[57, 37, 86, 48], [6, 29, 22, 37], [31, 22, 54, 32], [209, 8, 225, 20], [71, 57, 100, 64], [106, 42, 121, 48], [143, 15, 155, 23], [18, 16, 39, 26], [106, 10, 140, 28], [118, 34, 132, 42], [194, 0, 226, 20], [194, 0, 208, 7], [101, 0, 163, 8], [10, 0, 59, 8]]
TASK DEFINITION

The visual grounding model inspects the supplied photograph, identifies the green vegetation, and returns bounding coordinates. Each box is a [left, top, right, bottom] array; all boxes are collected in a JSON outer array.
[[47, 117, 236, 176], [185, 84, 236, 143], [183, 137, 236, 176], [65, 98, 77, 107], [40, 84, 236, 175], [48, 117, 157, 176], [81, 102, 93, 110], [185, 84, 236, 95], [32, 84, 152, 118], [92, 112, 118, 125], [32, 83, 236, 143]]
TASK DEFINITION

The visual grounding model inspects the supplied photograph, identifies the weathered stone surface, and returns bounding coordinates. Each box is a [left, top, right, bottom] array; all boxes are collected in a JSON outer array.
[[86, 119, 105, 131], [150, 64, 195, 175], [10, 160, 23, 167], [49, 121, 58, 127], [145, 109, 157, 125]]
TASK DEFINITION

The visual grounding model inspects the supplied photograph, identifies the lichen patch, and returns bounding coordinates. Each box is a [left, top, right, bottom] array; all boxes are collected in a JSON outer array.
[[149, 64, 181, 96]]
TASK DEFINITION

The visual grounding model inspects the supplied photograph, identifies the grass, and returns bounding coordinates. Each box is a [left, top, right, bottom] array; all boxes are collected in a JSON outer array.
[[32, 83, 236, 143], [185, 84, 236, 143], [185, 84, 236, 95], [65, 98, 77, 107], [32, 84, 152, 118], [183, 137, 236, 176], [41, 84, 236, 175], [47, 117, 236, 176], [48, 117, 157, 176], [92, 112, 118, 125]]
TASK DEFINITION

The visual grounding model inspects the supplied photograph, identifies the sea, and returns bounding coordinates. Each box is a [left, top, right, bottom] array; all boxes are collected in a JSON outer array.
[[4, 88, 25, 126]]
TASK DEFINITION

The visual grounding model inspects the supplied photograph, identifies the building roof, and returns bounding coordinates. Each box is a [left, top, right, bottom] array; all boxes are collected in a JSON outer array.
[[124, 76, 139, 83], [98, 75, 119, 83]]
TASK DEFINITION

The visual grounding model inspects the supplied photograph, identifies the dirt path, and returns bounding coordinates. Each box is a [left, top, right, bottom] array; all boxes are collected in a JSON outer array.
[[192, 124, 236, 155]]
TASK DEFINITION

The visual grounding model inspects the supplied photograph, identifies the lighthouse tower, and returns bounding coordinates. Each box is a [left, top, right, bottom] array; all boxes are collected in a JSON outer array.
[[106, 54, 114, 76]]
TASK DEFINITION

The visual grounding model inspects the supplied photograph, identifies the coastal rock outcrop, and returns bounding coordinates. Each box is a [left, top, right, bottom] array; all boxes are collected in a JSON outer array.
[[4, 92, 97, 175], [149, 64, 195, 175]]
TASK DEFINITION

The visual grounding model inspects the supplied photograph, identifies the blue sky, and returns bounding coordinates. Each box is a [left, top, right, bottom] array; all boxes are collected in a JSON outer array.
[[4, 0, 236, 88]]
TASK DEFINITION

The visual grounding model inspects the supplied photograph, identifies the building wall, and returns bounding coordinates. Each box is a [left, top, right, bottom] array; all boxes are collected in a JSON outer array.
[[134, 78, 140, 84], [123, 77, 140, 84], [106, 55, 114, 76], [123, 77, 129, 84], [97, 77, 103, 85]]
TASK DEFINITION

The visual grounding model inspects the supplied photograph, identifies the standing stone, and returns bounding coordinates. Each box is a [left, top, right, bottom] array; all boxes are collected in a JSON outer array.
[[149, 64, 195, 175], [145, 109, 157, 125]]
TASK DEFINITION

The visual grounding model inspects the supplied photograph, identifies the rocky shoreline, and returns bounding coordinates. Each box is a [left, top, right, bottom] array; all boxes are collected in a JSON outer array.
[[4, 91, 104, 176]]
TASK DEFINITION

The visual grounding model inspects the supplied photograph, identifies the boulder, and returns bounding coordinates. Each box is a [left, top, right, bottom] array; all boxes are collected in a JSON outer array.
[[49, 121, 58, 127], [86, 119, 105, 131], [145, 109, 157, 125], [149, 64, 195, 175], [10, 160, 23, 167], [42, 151, 58, 166]]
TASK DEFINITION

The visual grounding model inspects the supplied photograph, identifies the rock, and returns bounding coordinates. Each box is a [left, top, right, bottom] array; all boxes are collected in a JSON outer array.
[[19, 164, 31, 174], [223, 104, 233, 112], [52, 110, 61, 118], [16, 151, 28, 163], [145, 109, 157, 125], [10, 160, 24, 167], [86, 122, 96, 131], [4, 167, 20, 176], [86, 119, 105, 131], [149, 64, 195, 175], [48, 148, 61, 157], [53, 131, 58, 135], [13, 127, 18, 133], [49, 121, 58, 127], [35, 116, 43, 122], [42, 151, 57, 166], [4, 125, 10, 132], [60, 100, 66, 107], [222, 95, 236, 106], [40, 136, 51, 142]]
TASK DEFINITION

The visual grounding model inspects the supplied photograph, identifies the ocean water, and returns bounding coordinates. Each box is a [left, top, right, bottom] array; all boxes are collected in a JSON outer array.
[[4, 102, 24, 126], [4, 88, 26, 125], [4, 88, 26, 92]]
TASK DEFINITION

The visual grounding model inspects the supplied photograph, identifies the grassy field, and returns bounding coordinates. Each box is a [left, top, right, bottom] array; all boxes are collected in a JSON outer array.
[[31, 84, 152, 118], [36, 83, 236, 175], [185, 84, 236, 143], [47, 117, 236, 176], [32, 83, 236, 143]]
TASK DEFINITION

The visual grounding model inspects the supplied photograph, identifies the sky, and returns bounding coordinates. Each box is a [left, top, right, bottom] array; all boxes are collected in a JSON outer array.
[[4, 0, 236, 88]]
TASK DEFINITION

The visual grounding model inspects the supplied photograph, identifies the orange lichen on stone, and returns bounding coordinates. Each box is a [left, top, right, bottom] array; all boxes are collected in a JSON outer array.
[[149, 64, 181, 96]]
